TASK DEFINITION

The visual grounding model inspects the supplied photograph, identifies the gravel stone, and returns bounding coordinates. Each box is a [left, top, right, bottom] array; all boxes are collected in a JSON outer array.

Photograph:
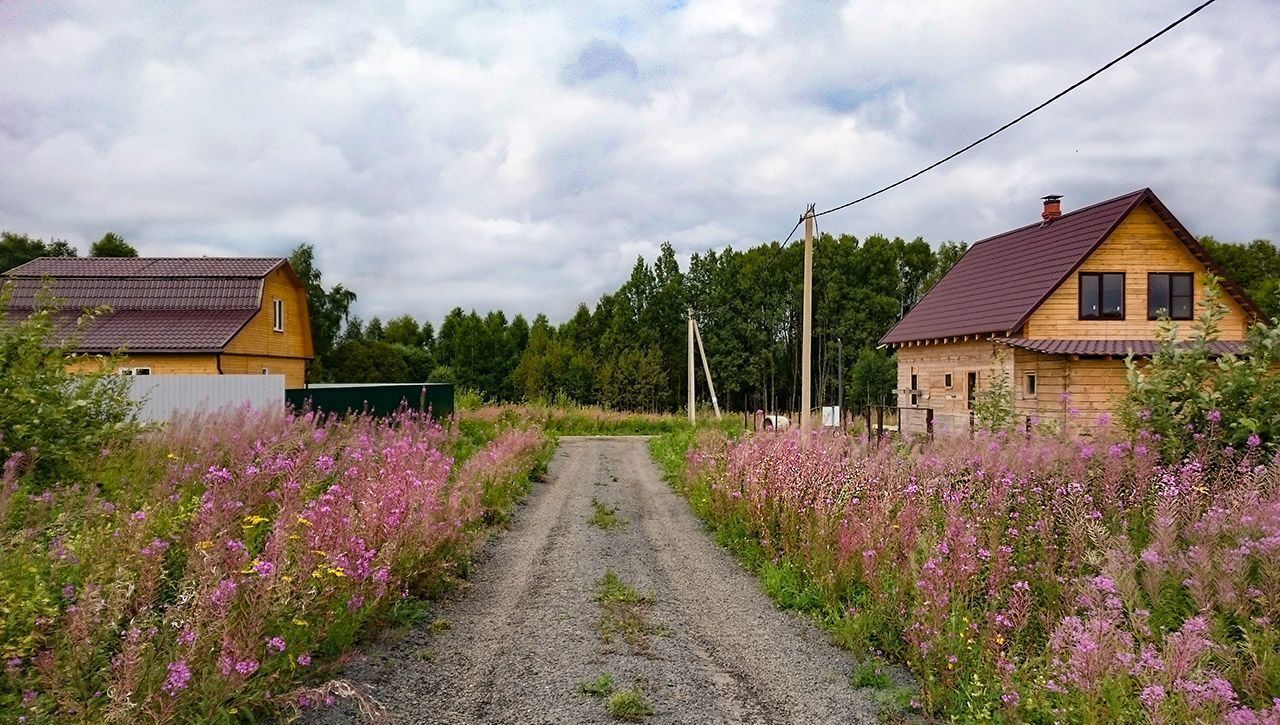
[[305, 436, 879, 724]]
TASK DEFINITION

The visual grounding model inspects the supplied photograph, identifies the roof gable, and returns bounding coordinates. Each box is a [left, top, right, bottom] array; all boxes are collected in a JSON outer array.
[[880, 189, 1260, 345], [4, 257, 286, 278]]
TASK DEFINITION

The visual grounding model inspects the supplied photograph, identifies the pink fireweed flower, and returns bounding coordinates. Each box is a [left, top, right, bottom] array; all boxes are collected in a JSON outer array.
[[1248, 434, 1262, 448], [267, 636, 286, 654], [235, 659, 259, 676], [251, 560, 277, 577], [162, 661, 192, 695], [297, 652, 312, 667], [204, 465, 233, 484], [177, 628, 196, 646]]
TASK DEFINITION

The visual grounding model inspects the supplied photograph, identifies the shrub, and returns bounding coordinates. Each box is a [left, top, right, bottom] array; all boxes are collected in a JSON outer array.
[[0, 283, 139, 485], [1122, 275, 1280, 460]]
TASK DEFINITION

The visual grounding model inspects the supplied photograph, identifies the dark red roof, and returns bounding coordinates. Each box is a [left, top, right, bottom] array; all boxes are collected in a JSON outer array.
[[3, 277, 260, 311], [5, 257, 285, 278], [996, 338, 1244, 357], [879, 189, 1260, 345], [2, 256, 289, 354]]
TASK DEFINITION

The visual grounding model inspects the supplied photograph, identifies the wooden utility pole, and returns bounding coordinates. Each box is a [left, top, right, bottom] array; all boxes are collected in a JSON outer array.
[[692, 317, 721, 419], [687, 309, 696, 425], [837, 337, 844, 429], [801, 205, 815, 440]]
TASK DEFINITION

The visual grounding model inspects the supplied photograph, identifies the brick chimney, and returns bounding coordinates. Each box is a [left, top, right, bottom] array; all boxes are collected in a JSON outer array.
[[1041, 195, 1063, 221]]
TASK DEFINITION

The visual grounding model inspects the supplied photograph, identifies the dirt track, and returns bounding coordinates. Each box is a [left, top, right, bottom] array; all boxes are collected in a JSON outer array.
[[309, 436, 876, 724]]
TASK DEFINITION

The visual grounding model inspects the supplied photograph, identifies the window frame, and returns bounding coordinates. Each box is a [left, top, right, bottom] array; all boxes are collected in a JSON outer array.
[[1078, 272, 1126, 320], [944, 373, 953, 389], [1147, 272, 1194, 321], [1025, 372, 1037, 398], [272, 299, 284, 332], [966, 371, 978, 410], [910, 373, 920, 406]]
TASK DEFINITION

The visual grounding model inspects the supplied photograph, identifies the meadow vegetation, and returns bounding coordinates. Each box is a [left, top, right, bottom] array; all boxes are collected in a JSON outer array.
[[655, 423, 1280, 723], [0, 404, 549, 723]]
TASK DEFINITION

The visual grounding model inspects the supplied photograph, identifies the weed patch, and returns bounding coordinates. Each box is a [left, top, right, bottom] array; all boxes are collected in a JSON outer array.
[[578, 672, 615, 697], [606, 685, 652, 721], [589, 498, 624, 529], [596, 570, 657, 652]]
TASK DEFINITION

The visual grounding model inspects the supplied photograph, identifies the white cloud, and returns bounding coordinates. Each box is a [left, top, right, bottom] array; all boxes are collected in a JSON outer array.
[[0, 0, 1277, 326]]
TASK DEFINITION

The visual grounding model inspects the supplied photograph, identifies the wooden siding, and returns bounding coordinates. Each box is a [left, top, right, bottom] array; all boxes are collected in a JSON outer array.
[[68, 353, 219, 376], [224, 268, 313, 362], [896, 340, 1009, 436], [220, 354, 306, 389], [1024, 203, 1250, 340]]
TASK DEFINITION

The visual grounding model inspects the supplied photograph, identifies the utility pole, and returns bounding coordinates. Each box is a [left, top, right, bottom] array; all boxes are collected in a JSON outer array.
[[687, 309, 696, 425], [692, 317, 721, 419], [800, 205, 815, 441], [837, 337, 844, 430]]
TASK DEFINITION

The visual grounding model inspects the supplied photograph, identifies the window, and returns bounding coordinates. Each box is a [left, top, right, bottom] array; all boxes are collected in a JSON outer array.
[[944, 373, 953, 388], [910, 373, 919, 406], [1079, 272, 1125, 320], [119, 367, 151, 376], [272, 299, 284, 332], [1148, 272, 1193, 320], [262, 368, 270, 375], [1025, 373, 1037, 397], [966, 371, 978, 410]]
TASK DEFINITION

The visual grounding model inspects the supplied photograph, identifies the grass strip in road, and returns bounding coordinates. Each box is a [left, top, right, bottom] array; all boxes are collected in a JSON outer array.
[[589, 497, 625, 529], [595, 569, 656, 652]]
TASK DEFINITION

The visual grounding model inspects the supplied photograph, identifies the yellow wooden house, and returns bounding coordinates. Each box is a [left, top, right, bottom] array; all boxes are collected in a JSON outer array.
[[3, 257, 313, 388], [880, 189, 1260, 436]]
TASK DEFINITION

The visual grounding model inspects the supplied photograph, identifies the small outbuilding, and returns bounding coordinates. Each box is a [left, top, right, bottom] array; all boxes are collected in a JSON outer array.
[[3, 257, 314, 387], [880, 189, 1260, 436]]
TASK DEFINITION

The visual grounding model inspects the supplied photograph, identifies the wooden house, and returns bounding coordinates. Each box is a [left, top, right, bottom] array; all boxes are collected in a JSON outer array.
[[880, 189, 1260, 436], [3, 257, 313, 388]]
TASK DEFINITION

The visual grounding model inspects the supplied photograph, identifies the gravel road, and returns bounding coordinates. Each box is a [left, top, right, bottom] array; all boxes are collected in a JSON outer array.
[[307, 436, 878, 724]]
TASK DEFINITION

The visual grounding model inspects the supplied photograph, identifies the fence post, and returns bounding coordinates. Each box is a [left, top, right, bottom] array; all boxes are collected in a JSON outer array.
[[876, 406, 884, 440], [926, 408, 934, 441]]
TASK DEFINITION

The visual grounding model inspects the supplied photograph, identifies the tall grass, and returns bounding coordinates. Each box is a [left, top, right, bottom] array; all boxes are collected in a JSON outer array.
[[664, 427, 1280, 723], [1, 408, 548, 723]]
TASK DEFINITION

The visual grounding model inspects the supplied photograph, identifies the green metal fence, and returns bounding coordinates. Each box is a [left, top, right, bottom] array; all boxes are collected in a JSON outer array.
[[285, 383, 454, 420]]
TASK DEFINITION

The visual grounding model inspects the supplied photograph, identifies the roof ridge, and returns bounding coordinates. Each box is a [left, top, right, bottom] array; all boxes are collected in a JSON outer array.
[[971, 189, 1149, 246]]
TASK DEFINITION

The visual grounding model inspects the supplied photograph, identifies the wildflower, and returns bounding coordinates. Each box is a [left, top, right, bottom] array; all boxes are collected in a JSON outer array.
[[251, 559, 277, 577], [1248, 434, 1262, 448], [235, 659, 259, 676], [177, 628, 197, 646], [162, 661, 192, 695], [1001, 691, 1020, 706], [297, 653, 312, 667], [267, 636, 287, 654], [130, 509, 147, 522]]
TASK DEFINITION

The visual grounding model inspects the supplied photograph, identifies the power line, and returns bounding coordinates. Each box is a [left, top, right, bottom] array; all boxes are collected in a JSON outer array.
[[812, 0, 1220, 220]]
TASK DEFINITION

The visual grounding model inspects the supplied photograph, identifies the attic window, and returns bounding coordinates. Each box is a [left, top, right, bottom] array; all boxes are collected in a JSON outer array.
[[272, 299, 284, 332], [944, 373, 953, 388], [1148, 272, 1193, 320], [1079, 272, 1125, 320]]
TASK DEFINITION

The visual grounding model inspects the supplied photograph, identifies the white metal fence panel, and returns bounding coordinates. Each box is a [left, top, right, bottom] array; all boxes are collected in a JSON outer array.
[[126, 375, 285, 423]]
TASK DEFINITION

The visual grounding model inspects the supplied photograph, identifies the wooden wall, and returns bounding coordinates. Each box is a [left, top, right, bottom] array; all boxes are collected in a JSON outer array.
[[1024, 203, 1250, 340], [896, 340, 1010, 436], [69, 353, 219, 376], [220, 354, 306, 388], [223, 267, 313, 384]]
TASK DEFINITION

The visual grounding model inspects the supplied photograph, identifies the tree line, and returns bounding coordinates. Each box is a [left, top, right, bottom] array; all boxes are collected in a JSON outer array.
[[4, 227, 1276, 414]]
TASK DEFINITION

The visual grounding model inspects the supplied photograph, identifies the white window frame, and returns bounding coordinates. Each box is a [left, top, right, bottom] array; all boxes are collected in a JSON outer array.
[[272, 299, 284, 332], [119, 367, 152, 376]]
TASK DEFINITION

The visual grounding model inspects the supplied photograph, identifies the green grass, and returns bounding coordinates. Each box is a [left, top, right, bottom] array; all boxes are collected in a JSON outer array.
[[589, 498, 624, 529], [596, 570, 652, 604], [596, 569, 656, 651], [578, 672, 615, 697], [606, 686, 653, 721]]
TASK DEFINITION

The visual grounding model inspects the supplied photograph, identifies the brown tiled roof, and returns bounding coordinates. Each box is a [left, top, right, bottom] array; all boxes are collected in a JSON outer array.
[[3, 277, 260, 311], [2, 256, 288, 354], [997, 338, 1244, 357], [879, 189, 1260, 345], [5, 257, 285, 278]]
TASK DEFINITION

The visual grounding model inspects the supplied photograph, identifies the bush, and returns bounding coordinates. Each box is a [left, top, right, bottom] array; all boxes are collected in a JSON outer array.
[[0, 283, 139, 485], [1121, 276, 1280, 460]]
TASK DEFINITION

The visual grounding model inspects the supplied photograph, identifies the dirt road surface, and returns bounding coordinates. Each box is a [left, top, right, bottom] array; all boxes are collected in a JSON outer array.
[[309, 436, 877, 724]]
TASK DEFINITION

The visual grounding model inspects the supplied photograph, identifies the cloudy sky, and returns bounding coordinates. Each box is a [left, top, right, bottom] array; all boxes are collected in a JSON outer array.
[[2, 0, 1278, 324]]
